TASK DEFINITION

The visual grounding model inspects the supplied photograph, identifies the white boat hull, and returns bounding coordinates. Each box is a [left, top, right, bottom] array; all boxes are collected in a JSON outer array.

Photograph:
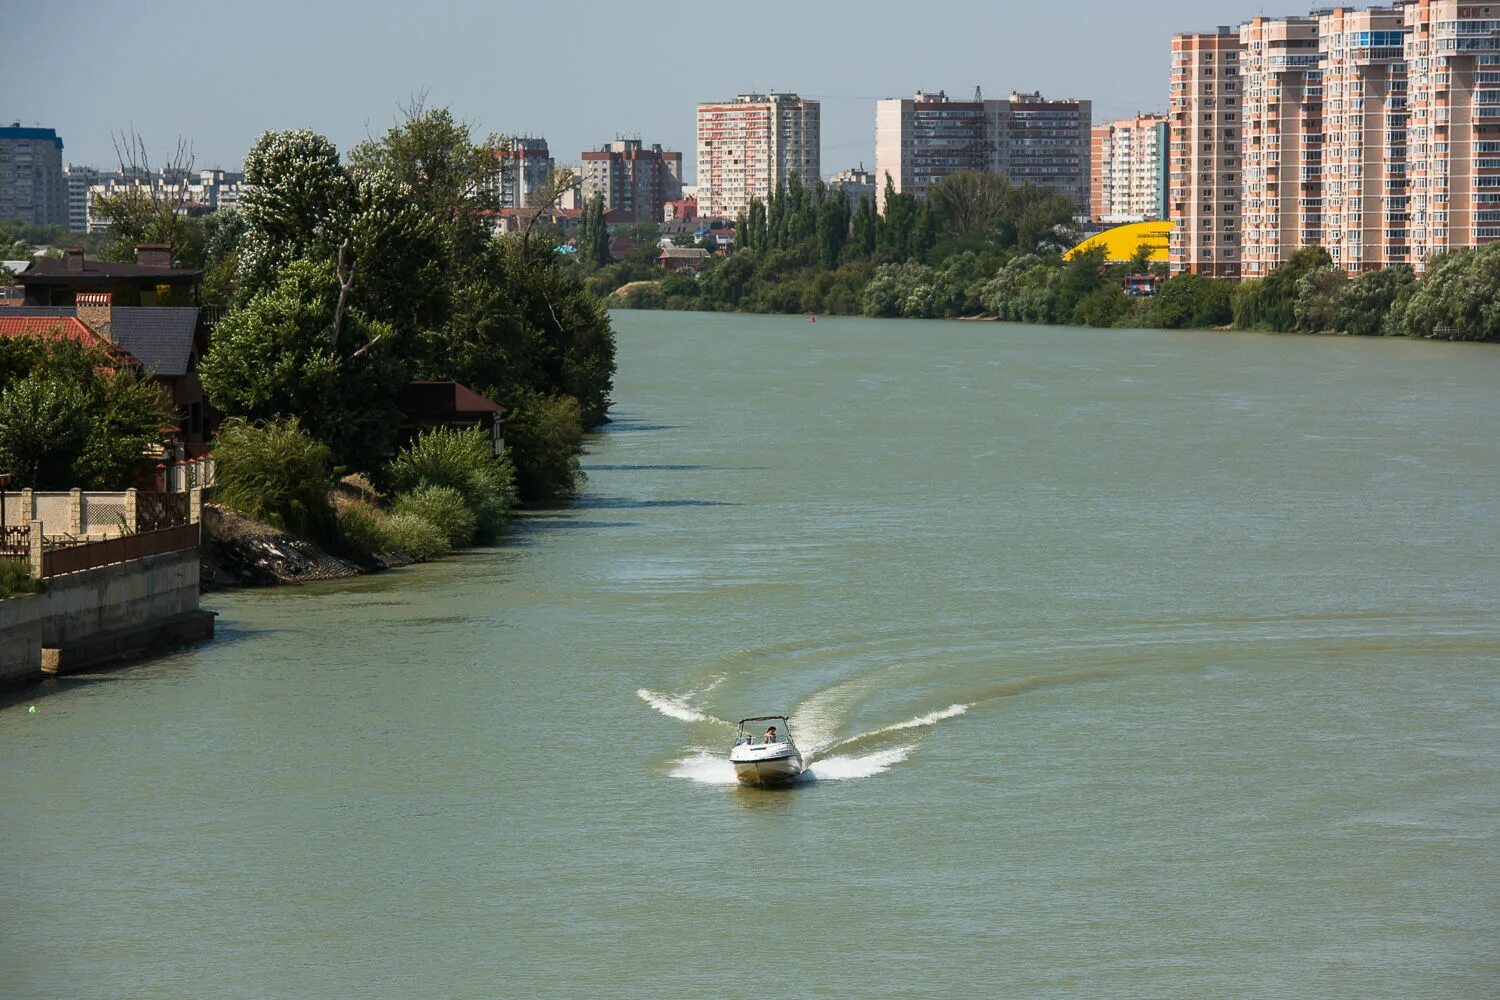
[[729, 745, 804, 786]]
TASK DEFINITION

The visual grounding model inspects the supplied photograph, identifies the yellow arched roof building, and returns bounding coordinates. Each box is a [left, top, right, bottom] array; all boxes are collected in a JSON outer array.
[[1064, 220, 1174, 264]]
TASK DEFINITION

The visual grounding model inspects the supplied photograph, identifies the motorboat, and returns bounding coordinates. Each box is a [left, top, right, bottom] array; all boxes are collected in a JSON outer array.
[[729, 715, 804, 786]]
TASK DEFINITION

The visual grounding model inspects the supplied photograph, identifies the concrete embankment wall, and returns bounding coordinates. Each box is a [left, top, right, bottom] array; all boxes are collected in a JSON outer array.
[[0, 549, 206, 686]]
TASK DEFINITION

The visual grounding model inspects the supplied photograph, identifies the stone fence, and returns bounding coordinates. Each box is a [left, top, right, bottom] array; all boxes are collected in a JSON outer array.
[[1, 488, 198, 542]]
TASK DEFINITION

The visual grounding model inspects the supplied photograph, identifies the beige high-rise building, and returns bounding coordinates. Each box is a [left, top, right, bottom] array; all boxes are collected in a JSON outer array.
[[1319, 6, 1411, 272], [1404, 0, 1500, 266], [695, 93, 820, 220], [1168, 28, 1245, 276], [1240, 15, 1323, 278], [1091, 114, 1169, 223]]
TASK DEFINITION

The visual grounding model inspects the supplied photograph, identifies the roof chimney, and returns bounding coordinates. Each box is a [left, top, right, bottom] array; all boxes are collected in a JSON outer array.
[[66, 246, 85, 272], [75, 292, 113, 342], [135, 243, 172, 268]]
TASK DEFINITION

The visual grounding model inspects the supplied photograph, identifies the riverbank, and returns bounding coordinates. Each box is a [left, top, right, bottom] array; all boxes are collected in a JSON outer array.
[[594, 242, 1500, 342]]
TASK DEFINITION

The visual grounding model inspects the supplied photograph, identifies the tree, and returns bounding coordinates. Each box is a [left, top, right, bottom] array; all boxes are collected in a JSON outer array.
[[1336, 265, 1415, 336], [1293, 265, 1348, 332], [575, 194, 610, 268], [1398, 244, 1500, 340], [816, 191, 850, 268], [1151, 273, 1232, 329], [930, 171, 1012, 240], [236, 128, 354, 297], [850, 196, 877, 259], [0, 336, 171, 489], [1247, 246, 1334, 332], [88, 130, 201, 264], [198, 260, 403, 471]]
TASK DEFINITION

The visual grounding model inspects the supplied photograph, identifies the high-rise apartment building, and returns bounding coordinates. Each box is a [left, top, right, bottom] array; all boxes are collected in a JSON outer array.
[[1168, 28, 1245, 276], [1091, 114, 1169, 222], [1240, 15, 1324, 277], [580, 139, 683, 223], [1320, 5, 1411, 272], [493, 137, 554, 210], [65, 165, 100, 233], [828, 165, 878, 209], [874, 90, 1092, 215], [696, 93, 821, 220], [0, 124, 67, 227], [1404, 0, 1500, 265]]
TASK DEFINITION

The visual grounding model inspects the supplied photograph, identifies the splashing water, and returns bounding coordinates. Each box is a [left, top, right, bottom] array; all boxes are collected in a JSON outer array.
[[668, 746, 914, 785], [636, 689, 730, 726]]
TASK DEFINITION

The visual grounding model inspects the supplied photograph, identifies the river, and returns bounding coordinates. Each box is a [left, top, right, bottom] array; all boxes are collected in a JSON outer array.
[[3, 312, 1498, 998]]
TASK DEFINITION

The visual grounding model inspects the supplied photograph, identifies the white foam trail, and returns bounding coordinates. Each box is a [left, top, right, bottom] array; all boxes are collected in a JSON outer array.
[[667, 745, 914, 785], [669, 750, 739, 784], [636, 689, 728, 725], [801, 746, 912, 781], [884, 702, 970, 732]]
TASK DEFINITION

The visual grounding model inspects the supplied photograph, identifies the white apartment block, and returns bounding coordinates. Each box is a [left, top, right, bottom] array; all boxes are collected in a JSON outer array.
[[1091, 114, 1169, 222], [695, 93, 820, 220], [83, 168, 245, 233]]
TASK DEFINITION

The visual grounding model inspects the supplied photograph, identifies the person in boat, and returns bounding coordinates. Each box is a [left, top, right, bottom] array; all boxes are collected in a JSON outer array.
[[764, 726, 778, 744]]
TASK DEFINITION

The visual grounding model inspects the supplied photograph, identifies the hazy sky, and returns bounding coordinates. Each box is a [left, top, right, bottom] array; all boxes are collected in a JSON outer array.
[[8, 0, 1295, 181]]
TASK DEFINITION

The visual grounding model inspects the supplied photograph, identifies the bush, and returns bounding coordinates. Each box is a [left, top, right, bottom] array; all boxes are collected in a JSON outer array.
[[336, 498, 450, 561], [0, 559, 41, 600], [336, 499, 388, 557], [502, 390, 584, 503], [380, 512, 450, 560], [214, 417, 339, 544], [386, 425, 516, 539], [392, 485, 477, 547]]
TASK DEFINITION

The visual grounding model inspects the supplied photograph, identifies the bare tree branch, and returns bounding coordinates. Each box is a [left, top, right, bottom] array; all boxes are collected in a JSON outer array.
[[332, 238, 354, 348]]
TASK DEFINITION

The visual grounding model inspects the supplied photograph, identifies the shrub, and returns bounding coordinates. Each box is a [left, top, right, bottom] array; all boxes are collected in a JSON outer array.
[[379, 512, 450, 560], [214, 416, 339, 545], [336, 499, 388, 558], [335, 498, 450, 561], [393, 485, 477, 547], [0, 559, 41, 600], [502, 390, 584, 503], [387, 426, 516, 539]]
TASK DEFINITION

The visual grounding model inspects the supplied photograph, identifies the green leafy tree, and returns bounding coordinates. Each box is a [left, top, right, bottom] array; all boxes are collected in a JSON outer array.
[[1246, 246, 1334, 332], [198, 260, 403, 471], [1151, 273, 1233, 329], [0, 336, 170, 489], [1293, 265, 1349, 332], [575, 194, 610, 268], [1336, 265, 1415, 336], [1398, 245, 1500, 340], [816, 190, 850, 268]]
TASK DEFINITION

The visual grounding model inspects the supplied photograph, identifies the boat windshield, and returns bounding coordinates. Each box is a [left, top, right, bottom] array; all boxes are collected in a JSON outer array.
[[735, 717, 793, 745]]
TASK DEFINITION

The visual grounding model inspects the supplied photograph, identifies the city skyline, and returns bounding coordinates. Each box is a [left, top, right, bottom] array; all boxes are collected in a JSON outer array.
[[8, 0, 1268, 180]]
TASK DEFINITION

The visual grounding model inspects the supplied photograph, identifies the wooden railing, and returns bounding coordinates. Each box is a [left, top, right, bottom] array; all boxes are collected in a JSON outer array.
[[39, 523, 200, 578]]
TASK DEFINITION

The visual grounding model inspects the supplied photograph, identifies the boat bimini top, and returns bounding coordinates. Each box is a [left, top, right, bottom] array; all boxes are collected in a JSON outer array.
[[734, 715, 794, 746]]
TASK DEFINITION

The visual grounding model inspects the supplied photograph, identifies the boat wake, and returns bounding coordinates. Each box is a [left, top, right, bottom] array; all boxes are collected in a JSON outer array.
[[636, 688, 731, 726], [669, 746, 913, 785]]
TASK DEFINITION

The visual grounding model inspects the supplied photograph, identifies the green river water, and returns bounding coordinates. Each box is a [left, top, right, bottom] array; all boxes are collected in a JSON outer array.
[[3, 312, 1498, 998]]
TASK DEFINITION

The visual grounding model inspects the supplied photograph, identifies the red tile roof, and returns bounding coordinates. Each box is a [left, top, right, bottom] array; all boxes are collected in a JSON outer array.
[[0, 316, 141, 365], [0, 315, 101, 342]]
